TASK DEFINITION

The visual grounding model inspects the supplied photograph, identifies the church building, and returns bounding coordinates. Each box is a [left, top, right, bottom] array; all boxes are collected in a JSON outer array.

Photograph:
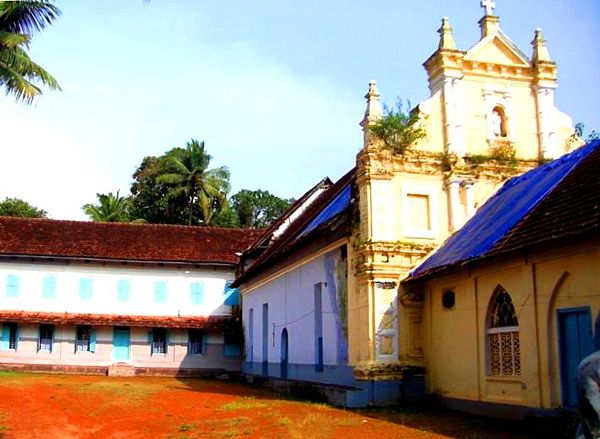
[[233, 2, 579, 409]]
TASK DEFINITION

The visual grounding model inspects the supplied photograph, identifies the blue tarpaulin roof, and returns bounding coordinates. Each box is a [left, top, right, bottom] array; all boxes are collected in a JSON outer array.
[[410, 141, 599, 279], [299, 184, 351, 237]]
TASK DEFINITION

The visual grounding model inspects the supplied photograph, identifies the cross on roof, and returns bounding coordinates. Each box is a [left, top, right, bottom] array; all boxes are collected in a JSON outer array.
[[481, 0, 496, 15]]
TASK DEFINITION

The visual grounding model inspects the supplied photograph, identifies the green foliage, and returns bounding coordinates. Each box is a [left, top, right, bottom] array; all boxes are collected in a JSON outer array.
[[157, 139, 230, 226], [368, 100, 426, 154], [0, 197, 47, 218], [230, 189, 292, 228], [129, 139, 230, 226], [0, 0, 61, 103], [574, 122, 599, 142], [82, 191, 136, 222]]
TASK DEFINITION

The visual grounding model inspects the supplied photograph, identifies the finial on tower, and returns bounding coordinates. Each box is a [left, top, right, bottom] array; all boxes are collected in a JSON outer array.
[[362, 80, 383, 122], [531, 28, 553, 63], [438, 17, 456, 50], [481, 0, 496, 16], [360, 81, 383, 147]]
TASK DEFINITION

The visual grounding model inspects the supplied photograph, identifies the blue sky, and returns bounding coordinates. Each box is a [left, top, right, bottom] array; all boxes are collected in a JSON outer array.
[[1, 0, 598, 220]]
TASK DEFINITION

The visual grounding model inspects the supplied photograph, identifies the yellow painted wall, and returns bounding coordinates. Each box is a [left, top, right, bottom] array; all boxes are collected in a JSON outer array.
[[421, 237, 600, 409]]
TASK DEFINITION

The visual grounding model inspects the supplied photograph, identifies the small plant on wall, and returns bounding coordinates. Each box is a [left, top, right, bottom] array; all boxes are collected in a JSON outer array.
[[369, 100, 426, 155]]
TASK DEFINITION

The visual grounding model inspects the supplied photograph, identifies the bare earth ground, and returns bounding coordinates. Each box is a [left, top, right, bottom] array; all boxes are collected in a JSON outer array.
[[0, 372, 576, 438]]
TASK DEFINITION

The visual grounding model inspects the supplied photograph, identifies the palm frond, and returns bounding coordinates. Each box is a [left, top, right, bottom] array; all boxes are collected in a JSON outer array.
[[0, 0, 61, 35]]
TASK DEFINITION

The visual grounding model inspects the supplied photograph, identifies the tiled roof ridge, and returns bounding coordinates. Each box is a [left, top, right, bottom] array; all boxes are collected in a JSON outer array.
[[0, 215, 257, 233]]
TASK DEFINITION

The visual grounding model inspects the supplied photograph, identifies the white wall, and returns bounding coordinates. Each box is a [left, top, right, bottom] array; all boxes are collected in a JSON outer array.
[[0, 261, 236, 317], [242, 248, 345, 366]]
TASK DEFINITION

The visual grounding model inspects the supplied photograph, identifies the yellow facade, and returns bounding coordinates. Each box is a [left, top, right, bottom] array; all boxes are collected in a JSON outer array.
[[348, 7, 576, 387], [421, 237, 600, 412]]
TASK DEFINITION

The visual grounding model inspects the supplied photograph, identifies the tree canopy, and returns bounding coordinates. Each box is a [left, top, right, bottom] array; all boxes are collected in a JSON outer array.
[[0, 0, 61, 103], [82, 191, 135, 222], [229, 189, 292, 228], [129, 139, 231, 226], [0, 197, 47, 218]]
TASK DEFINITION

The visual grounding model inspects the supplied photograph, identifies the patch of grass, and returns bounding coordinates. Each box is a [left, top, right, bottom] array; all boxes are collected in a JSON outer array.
[[219, 397, 269, 411], [0, 371, 22, 378], [0, 411, 8, 433], [177, 422, 198, 432], [278, 416, 291, 426]]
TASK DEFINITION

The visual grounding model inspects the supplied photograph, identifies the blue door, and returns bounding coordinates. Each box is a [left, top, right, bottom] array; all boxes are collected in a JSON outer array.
[[113, 326, 131, 361], [558, 307, 594, 408], [280, 328, 289, 379]]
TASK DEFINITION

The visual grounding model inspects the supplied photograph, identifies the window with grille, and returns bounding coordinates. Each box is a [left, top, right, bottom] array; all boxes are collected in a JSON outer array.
[[39, 324, 54, 352], [488, 287, 520, 376], [76, 325, 95, 352], [151, 328, 167, 354], [188, 329, 205, 355]]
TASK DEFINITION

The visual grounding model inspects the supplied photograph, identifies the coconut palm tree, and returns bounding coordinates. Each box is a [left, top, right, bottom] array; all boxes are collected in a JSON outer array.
[[82, 191, 132, 222], [0, 0, 61, 103], [158, 139, 231, 226]]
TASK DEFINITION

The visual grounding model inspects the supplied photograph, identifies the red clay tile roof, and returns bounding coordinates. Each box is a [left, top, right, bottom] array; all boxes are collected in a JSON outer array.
[[0, 217, 264, 265], [0, 310, 239, 329]]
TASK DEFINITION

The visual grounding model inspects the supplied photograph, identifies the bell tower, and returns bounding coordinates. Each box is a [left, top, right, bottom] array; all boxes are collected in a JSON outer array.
[[347, 1, 576, 405]]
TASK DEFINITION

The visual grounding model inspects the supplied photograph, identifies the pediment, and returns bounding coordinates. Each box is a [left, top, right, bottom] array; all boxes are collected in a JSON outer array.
[[465, 32, 530, 67]]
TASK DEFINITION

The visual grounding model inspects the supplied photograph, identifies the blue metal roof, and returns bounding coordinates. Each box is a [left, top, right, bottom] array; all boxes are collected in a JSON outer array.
[[299, 184, 352, 237], [410, 141, 599, 278]]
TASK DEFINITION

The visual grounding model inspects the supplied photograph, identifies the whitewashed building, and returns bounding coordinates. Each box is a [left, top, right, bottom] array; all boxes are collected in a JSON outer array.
[[0, 217, 261, 375]]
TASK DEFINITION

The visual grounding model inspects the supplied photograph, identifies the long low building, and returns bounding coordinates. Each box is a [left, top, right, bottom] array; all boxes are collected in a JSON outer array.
[[0, 217, 262, 375]]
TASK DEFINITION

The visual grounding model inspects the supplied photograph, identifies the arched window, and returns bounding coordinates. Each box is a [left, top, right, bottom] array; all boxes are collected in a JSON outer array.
[[487, 287, 520, 376], [491, 106, 508, 138]]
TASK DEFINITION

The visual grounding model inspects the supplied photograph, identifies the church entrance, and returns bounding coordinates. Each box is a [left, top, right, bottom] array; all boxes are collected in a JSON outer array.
[[557, 307, 593, 408]]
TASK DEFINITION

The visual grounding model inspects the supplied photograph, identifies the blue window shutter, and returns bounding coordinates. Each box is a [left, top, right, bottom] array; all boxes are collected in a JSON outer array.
[[202, 332, 207, 355], [190, 282, 204, 305], [14, 324, 18, 350], [154, 281, 167, 304], [42, 276, 57, 299], [147, 329, 153, 343], [1, 324, 9, 350], [117, 279, 130, 302], [165, 329, 169, 354], [6, 274, 20, 297], [89, 329, 96, 353], [79, 278, 93, 300]]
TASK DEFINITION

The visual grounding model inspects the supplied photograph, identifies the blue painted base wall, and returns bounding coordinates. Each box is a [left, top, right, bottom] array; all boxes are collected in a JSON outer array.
[[243, 361, 422, 407]]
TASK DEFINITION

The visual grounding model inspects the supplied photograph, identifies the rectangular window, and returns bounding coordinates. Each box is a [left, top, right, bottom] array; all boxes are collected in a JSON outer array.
[[407, 194, 431, 231], [38, 324, 54, 352], [79, 278, 93, 301], [154, 281, 167, 304], [76, 325, 95, 352], [190, 282, 204, 305], [151, 328, 167, 354], [224, 332, 241, 357], [42, 275, 57, 299], [6, 274, 20, 298], [188, 329, 205, 355], [117, 279, 131, 303], [224, 281, 240, 306], [1, 323, 18, 350]]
